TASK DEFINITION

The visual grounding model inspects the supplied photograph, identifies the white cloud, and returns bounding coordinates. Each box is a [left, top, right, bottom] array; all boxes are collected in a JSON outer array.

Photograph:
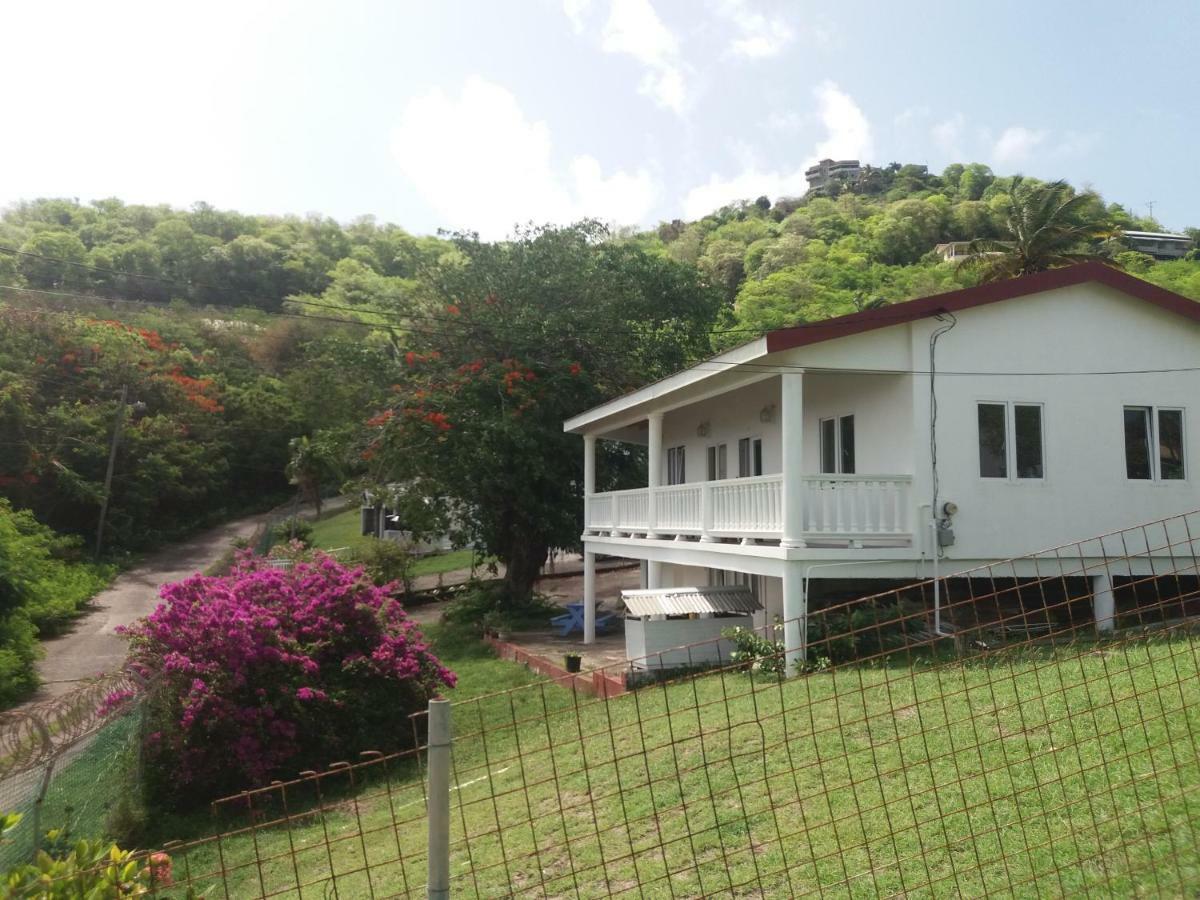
[[811, 80, 873, 161], [715, 0, 794, 59], [562, 0, 592, 34], [991, 125, 1047, 165], [601, 0, 688, 114], [682, 167, 806, 219], [931, 113, 966, 157], [763, 110, 805, 133], [682, 81, 871, 217], [391, 77, 659, 239]]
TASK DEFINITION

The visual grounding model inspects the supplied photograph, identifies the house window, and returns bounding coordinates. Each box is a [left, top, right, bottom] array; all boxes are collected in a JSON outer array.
[[737, 437, 762, 477], [1125, 406, 1185, 480], [666, 446, 686, 485], [819, 415, 856, 474], [706, 443, 728, 480], [978, 402, 1043, 479]]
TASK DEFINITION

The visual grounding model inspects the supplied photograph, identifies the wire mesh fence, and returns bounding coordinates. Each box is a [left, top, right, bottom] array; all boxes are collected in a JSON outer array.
[[23, 510, 1200, 897], [0, 672, 146, 870]]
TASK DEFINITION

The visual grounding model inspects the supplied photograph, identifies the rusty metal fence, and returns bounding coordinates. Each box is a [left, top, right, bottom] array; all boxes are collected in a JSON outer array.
[[25, 511, 1200, 896]]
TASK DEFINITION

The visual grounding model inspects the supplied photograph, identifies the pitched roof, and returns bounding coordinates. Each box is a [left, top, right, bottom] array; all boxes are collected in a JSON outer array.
[[764, 262, 1199, 354], [564, 263, 1198, 435]]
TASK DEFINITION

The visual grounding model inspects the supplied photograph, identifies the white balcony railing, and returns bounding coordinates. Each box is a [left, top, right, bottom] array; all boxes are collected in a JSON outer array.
[[585, 474, 912, 544], [801, 475, 911, 536], [709, 474, 783, 537]]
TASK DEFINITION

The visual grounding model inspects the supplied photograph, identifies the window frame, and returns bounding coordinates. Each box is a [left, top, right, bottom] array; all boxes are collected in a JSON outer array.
[[666, 445, 686, 485], [737, 436, 763, 478], [1124, 405, 1186, 482], [976, 400, 1045, 482], [706, 443, 728, 481], [818, 414, 856, 475]]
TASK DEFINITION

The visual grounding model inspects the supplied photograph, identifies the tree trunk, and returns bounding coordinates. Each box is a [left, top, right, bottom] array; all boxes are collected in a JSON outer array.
[[503, 538, 548, 603]]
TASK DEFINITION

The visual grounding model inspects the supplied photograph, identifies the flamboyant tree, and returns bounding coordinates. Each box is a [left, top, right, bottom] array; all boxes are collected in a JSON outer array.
[[364, 222, 722, 601]]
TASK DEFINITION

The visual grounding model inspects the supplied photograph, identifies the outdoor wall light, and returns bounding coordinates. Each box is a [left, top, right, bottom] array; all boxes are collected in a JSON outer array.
[[759, 404, 776, 423], [696, 421, 711, 437]]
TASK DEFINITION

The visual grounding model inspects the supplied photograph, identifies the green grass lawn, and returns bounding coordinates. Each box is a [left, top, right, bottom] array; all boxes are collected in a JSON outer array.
[[154, 629, 1200, 898], [306, 507, 372, 553], [307, 508, 484, 578]]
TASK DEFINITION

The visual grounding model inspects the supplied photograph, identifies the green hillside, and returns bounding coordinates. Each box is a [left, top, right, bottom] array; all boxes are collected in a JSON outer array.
[[636, 163, 1200, 342]]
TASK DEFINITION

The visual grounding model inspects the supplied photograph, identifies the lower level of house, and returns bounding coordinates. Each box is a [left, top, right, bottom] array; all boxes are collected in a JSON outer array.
[[580, 537, 1200, 669]]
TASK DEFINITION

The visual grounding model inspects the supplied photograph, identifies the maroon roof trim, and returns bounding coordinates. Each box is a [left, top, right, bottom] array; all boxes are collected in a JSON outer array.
[[763, 262, 1200, 354]]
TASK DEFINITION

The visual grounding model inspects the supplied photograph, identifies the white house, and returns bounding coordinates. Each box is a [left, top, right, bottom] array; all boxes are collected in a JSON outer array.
[[564, 263, 1200, 668]]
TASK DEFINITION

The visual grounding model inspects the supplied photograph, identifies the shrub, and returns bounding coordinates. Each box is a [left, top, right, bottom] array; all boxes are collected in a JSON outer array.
[[271, 515, 313, 546], [0, 500, 111, 705], [722, 624, 786, 675], [1, 814, 169, 897], [807, 598, 927, 663], [352, 539, 416, 593], [122, 552, 455, 806], [442, 581, 560, 635]]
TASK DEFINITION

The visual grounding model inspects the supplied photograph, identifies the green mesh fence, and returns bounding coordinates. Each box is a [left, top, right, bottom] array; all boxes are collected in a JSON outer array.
[[0, 704, 143, 871]]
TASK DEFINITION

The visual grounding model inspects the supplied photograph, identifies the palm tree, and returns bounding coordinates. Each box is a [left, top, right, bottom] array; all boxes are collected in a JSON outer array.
[[965, 176, 1117, 282]]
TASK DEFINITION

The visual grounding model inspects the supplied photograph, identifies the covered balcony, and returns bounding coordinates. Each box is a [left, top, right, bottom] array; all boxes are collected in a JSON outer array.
[[576, 370, 918, 551]]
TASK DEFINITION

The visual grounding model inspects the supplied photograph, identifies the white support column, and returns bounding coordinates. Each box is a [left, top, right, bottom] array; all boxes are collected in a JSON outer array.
[[647, 560, 663, 589], [782, 565, 806, 673], [780, 372, 806, 549], [583, 550, 597, 644], [582, 434, 596, 535], [647, 412, 663, 537], [1093, 573, 1115, 635]]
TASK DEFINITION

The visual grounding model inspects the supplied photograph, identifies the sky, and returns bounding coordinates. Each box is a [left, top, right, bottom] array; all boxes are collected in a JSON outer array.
[[1, 0, 1197, 239]]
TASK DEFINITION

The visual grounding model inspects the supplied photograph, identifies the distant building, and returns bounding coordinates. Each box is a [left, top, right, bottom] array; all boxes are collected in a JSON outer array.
[[804, 159, 861, 192], [933, 241, 973, 262], [1122, 231, 1192, 261], [933, 241, 1006, 263]]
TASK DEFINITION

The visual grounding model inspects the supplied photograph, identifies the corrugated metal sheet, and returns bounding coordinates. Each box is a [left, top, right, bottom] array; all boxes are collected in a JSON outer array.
[[621, 585, 761, 617]]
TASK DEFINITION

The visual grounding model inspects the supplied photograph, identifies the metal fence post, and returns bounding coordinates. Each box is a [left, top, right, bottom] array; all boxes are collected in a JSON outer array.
[[427, 698, 451, 899]]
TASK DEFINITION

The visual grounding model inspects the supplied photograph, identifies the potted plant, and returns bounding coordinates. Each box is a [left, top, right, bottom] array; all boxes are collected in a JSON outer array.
[[564, 652, 582, 673]]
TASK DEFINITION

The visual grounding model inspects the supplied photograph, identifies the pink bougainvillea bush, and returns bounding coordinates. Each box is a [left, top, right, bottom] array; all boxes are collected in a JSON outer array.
[[123, 551, 455, 805]]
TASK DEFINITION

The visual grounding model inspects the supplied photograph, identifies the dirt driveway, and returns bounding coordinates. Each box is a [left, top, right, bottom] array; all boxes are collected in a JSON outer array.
[[29, 512, 272, 701]]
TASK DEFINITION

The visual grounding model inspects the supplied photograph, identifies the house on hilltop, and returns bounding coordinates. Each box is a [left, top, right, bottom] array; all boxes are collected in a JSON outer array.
[[565, 263, 1200, 668]]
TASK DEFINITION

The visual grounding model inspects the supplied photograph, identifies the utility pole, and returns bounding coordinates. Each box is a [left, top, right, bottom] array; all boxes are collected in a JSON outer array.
[[94, 384, 129, 561], [1146, 200, 1156, 220]]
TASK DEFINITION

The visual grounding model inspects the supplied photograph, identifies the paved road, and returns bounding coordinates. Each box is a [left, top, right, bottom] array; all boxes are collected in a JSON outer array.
[[30, 511, 273, 701]]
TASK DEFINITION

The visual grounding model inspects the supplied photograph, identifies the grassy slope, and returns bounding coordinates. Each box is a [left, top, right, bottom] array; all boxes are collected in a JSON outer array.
[[160, 630, 1200, 898], [308, 509, 482, 577]]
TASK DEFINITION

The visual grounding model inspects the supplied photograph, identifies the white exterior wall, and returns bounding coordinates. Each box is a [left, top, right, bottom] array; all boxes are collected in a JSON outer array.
[[660, 378, 782, 480], [655, 372, 914, 483], [905, 282, 1200, 560], [800, 372, 915, 474]]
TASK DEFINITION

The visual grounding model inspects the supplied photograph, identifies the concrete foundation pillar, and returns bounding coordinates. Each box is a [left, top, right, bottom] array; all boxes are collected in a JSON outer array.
[[583, 551, 596, 644], [1093, 573, 1115, 635], [782, 565, 806, 673], [647, 560, 663, 589]]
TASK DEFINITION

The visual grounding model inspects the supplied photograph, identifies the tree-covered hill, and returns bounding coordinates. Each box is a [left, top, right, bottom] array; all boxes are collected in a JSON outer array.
[[629, 162, 1200, 342], [1, 163, 1197, 344]]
